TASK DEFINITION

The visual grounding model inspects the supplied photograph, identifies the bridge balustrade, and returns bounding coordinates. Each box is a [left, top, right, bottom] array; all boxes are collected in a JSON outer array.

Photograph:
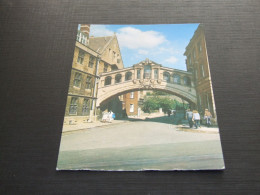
[[101, 67, 193, 88]]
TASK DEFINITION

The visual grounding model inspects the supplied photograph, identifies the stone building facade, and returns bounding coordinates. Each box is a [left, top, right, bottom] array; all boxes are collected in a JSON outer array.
[[122, 91, 139, 116], [64, 24, 124, 124], [184, 24, 216, 118]]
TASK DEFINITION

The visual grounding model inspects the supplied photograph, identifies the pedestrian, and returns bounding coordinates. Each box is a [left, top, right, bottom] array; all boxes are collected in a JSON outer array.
[[108, 111, 113, 122], [192, 110, 200, 129], [172, 110, 176, 118], [102, 112, 108, 123], [112, 112, 116, 120], [204, 109, 212, 127], [167, 109, 171, 117], [186, 109, 193, 128]]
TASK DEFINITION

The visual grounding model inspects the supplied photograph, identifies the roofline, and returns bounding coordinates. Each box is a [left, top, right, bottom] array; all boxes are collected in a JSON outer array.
[[112, 34, 125, 68], [89, 34, 125, 68], [75, 41, 101, 56], [184, 23, 204, 56]]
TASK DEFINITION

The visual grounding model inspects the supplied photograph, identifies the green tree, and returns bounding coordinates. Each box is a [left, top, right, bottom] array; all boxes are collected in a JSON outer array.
[[160, 97, 175, 113], [142, 91, 190, 113], [142, 96, 160, 113]]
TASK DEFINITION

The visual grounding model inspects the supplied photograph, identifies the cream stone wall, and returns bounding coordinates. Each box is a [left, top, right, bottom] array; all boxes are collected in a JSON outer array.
[[100, 37, 124, 69]]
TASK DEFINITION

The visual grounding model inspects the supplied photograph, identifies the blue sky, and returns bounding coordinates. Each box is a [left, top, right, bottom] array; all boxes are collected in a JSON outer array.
[[85, 24, 199, 71]]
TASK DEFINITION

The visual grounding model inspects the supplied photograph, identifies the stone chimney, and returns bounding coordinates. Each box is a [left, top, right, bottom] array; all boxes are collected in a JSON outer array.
[[80, 24, 90, 38]]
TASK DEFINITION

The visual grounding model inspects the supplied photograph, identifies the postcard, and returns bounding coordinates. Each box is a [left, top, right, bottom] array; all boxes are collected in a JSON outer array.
[[56, 24, 225, 171]]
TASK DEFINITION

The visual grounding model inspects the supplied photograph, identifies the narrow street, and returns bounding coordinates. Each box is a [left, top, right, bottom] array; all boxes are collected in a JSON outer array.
[[57, 116, 225, 171]]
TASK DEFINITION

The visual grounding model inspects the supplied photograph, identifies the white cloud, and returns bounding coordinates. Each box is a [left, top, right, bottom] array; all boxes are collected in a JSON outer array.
[[89, 25, 114, 37], [164, 56, 178, 64], [138, 49, 149, 55], [157, 47, 182, 55], [116, 27, 166, 49]]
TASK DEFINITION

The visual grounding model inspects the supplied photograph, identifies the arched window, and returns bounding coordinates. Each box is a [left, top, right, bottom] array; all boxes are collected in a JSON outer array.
[[163, 72, 170, 83], [144, 65, 151, 79], [115, 74, 122, 83], [125, 72, 132, 81], [173, 74, 181, 84], [183, 76, 191, 86], [105, 76, 112, 86]]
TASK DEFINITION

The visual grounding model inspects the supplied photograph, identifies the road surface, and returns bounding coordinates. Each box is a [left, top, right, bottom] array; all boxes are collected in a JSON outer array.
[[57, 117, 225, 171]]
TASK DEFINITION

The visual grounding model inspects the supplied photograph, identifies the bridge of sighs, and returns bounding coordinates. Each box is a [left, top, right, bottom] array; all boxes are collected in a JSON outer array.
[[97, 59, 197, 108]]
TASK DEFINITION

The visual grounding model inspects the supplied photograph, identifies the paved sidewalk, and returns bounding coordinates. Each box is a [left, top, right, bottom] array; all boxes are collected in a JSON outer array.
[[62, 120, 129, 133]]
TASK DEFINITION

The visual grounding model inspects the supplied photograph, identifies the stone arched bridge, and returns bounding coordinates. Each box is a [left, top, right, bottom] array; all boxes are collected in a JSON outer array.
[[96, 59, 197, 107]]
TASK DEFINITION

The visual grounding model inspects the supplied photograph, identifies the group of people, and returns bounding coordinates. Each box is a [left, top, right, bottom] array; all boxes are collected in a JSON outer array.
[[101, 111, 115, 123], [186, 109, 212, 129]]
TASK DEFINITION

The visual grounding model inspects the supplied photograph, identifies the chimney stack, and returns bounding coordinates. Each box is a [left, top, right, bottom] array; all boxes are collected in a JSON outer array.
[[80, 24, 90, 38]]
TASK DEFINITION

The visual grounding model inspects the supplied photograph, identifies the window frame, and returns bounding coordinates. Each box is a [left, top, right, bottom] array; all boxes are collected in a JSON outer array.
[[130, 92, 134, 99], [73, 72, 82, 88], [137, 69, 141, 79], [77, 50, 85, 64], [85, 76, 92, 89], [125, 72, 132, 81], [163, 72, 170, 83], [173, 74, 181, 84], [130, 104, 134, 113], [154, 69, 158, 79], [115, 74, 122, 83], [82, 98, 90, 116], [103, 63, 108, 73], [88, 55, 95, 68], [69, 97, 78, 115], [105, 76, 112, 86]]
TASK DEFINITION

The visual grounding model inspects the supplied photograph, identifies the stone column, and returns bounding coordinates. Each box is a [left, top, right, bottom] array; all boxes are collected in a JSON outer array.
[[134, 67, 137, 79], [141, 68, 144, 79], [158, 68, 162, 80], [111, 74, 115, 85], [121, 73, 125, 82]]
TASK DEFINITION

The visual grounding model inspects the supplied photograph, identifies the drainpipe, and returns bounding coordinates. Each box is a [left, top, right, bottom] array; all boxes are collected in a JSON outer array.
[[90, 55, 100, 121]]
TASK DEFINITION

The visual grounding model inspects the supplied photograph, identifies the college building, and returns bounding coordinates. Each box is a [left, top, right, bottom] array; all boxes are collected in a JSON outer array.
[[184, 24, 217, 118], [63, 24, 124, 124]]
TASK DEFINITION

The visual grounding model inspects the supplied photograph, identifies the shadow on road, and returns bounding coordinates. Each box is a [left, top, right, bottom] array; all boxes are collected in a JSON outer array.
[[115, 115, 185, 125]]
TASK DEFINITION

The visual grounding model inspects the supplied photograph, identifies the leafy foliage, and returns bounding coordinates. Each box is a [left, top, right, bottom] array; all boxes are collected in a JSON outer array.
[[141, 92, 189, 113]]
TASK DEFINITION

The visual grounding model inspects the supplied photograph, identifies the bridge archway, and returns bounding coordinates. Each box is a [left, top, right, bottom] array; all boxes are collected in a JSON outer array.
[[99, 87, 196, 109], [97, 79, 197, 107], [97, 59, 197, 109]]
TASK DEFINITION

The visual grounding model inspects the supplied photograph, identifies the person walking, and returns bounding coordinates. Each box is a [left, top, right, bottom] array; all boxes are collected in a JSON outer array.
[[186, 109, 193, 128], [167, 109, 171, 117], [108, 111, 113, 122], [192, 110, 200, 129], [204, 109, 212, 127]]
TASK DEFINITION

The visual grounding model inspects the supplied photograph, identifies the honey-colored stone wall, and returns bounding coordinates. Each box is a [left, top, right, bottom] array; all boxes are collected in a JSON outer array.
[[184, 24, 216, 117], [100, 37, 124, 69]]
